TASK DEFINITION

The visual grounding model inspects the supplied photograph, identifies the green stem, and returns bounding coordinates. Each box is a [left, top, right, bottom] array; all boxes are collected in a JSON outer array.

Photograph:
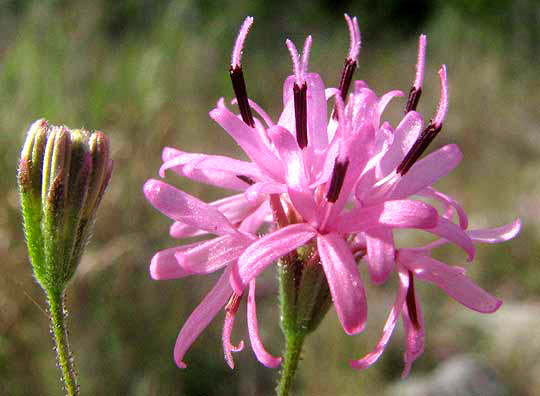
[[276, 331, 306, 396], [47, 289, 79, 396]]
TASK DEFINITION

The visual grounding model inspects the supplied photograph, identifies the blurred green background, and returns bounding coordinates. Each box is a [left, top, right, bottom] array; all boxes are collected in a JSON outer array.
[[0, 0, 538, 395]]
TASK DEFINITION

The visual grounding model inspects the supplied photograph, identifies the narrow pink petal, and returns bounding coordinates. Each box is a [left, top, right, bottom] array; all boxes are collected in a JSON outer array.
[[150, 244, 198, 280], [244, 181, 286, 202], [390, 144, 462, 199], [419, 187, 468, 229], [317, 233, 367, 335], [175, 234, 254, 274], [247, 279, 282, 367], [170, 222, 206, 238], [209, 107, 283, 180], [268, 125, 308, 188], [350, 268, 409, 369], [278, 76, 296, 134], [365, 227, 395, 284], [183, 155, 265, 182], [377, 90, 404, 119], [160, 154, 249, 191], [238, 201, 270, 234], [174, 268, 233, 368], [231, 224, 317, 294], [425, 217, 475, 260], [377, 111, 424, 177], [331, 200, 438, 234], [401, 271, 425, 378], [144, 179, 238, 235], [287, 186, 319, 224], [305, 72, 329, 152], [162, 146, 182, 162], [222, 306, 244, 369], [399, 250, 502, 313], [468, 218, 521, 243]]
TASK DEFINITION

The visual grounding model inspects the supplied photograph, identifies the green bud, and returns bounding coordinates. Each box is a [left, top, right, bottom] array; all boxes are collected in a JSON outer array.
[[17, 119, 113, 293]]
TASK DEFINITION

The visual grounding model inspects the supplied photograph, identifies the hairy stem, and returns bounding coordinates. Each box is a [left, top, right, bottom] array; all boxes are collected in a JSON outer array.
[[276, 331, 306, 396], [47, 290, 79, 396]]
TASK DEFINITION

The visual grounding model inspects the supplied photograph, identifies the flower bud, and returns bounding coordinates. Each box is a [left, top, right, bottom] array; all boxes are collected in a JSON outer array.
[[17, 119, 113, 292]]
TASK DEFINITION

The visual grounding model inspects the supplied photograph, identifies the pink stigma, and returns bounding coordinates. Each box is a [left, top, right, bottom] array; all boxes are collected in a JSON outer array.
[[434, 65, 448, 128], [231, 16, 254, 68], [344, 14, 361, 62], [301, 35, 313, 77], [286, 38, 304, 85], [414, 35, 427, 90]]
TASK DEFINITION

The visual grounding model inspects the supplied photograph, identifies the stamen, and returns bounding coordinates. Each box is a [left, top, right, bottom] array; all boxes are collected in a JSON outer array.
[[406, 271, 420, 330], [230, 17, 255, 127], [397, 65, 448, 175], [293, 83, 308, 149], [225, 292, 242, 313], [236, 174, 255, 185], [333, 15, 360, 120], [326, 158, 349, 203], [405, 34, 427, 113], [287, 38, 310, 148]]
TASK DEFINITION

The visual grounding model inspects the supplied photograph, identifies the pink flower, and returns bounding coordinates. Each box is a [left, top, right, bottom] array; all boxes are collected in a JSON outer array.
[[350, 219, 521, 376], [144, 14, 521, 373]]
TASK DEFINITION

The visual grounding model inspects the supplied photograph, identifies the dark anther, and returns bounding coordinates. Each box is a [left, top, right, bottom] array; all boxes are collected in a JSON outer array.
[[332, 59, 357, 120], [405, 86, 422, 113], [293, 83, 308, 149], [406, 271, 421, 330], [396, 122, 442, 176], [326, 158, 349, 203], [225, 293, 242, 313], [236, 174, 255, 185], [229, 65, 255, 127]]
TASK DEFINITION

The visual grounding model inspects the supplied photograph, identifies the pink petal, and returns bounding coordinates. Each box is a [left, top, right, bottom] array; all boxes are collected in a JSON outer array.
[[267, 125, 308, 188], [222, 301, 244, 369], [238, 201, 271, 234], [331, 200, 438, 234], [183, 155, 265, 182], [150, 244, 198, 280], [144, 179, 237, 236], [390, 144, 462, 199], [350, 268, 409, 370], [365, 227, 395, 284], [159, 152, 249, 191], [209, 107, 283, 180], [305, 72, 329, 152], [399, 250, 502, 313], [425, 217, 475, 260], [377, 90, 404, 117], [174, 268, 233, 368], [244, 181, 286, 202], [231, 224, 317, 294], [317, 233, 367, 335], [419, 187, 468, 229], [468, 218, 521, 243], [247, 279, 282, 367], [170, 222, 206, 238], [377, 111, 424, 177], [175, 234, 254, 274], [401, 270, 425, 378]]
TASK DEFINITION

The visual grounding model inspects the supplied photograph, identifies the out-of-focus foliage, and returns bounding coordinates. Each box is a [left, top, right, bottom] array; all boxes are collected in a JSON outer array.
[[0, 1, 538, 395]]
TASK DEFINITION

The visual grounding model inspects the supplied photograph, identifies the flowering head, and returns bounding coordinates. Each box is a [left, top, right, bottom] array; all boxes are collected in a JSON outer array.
[[145, 14, 520, 378], [18, 119, 113, 293]]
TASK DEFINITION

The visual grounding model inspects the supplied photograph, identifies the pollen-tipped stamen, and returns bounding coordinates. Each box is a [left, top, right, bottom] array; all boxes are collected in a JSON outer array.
[[230, 17, 255, 127], [406, 271, 420, 330], [286, 38, 311, 149], [397, 65, 448, 175], [405, 35, 427, 113], [236, 174, 255, 185], [326, 159, 349, 203]]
